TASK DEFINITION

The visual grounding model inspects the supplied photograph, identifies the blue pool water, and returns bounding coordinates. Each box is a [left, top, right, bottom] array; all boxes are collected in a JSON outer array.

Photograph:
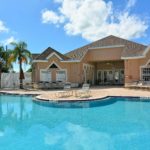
[[0, 95, 150, 150]]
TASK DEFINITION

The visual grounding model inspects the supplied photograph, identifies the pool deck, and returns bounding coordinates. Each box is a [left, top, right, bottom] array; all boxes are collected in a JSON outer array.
[[1, 86, 150, 101]]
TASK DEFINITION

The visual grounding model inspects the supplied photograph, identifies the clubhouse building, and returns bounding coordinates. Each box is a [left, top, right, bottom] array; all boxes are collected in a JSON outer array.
[[32, 35, 150, 87]]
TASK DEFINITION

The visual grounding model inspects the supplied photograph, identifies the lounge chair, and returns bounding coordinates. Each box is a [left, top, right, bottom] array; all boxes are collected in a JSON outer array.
[[76, 83, 91, 98], [56, 82, 72, 98]]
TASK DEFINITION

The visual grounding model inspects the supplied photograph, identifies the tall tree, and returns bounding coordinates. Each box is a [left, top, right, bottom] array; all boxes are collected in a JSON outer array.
[[0, 45, 12, 88], [9, 42, 31, 89]]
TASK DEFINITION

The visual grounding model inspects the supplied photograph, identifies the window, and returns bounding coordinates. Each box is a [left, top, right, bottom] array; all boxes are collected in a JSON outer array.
[[40, 70, 51, 82], [141, 67, 150, 81], [56, 70, 66, 82], [49, 63, 58, 69]]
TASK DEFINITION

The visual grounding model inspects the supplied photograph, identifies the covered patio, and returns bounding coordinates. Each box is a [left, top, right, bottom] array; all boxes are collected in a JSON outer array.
[[83, 60, 125, 85]]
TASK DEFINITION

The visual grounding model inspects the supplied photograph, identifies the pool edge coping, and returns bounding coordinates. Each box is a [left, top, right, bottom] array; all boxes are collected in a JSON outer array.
[[1, 91, 150, 103]]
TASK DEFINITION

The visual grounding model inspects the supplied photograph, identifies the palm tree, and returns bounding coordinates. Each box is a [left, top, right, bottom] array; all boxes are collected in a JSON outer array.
[[0, 45, 13, 88], [10, 41, 31, 89]]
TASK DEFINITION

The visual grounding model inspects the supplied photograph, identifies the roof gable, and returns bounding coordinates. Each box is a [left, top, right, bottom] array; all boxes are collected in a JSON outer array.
[[65, 35, 147, 60], [35, 47, 69, 61]]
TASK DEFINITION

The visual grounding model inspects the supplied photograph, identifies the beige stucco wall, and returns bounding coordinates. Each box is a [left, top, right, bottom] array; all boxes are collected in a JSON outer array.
[[32, 55, 82, 83], [79, 48, 124, 84], [125, 50, 150, 84], [86, 47, 123, 62], [32, 47, 150, 85]]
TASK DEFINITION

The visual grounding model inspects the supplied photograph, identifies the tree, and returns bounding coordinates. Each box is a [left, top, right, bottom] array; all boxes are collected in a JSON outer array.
[[0, 45, 13, 88], [9, 42, 31, 89]]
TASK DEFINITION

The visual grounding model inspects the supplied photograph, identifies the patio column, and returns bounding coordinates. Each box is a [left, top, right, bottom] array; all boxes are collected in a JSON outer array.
[[84, 67, 87, 83]]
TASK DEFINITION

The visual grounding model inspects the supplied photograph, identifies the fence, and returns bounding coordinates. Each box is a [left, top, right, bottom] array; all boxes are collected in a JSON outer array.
[[1, 73, 31, 89]]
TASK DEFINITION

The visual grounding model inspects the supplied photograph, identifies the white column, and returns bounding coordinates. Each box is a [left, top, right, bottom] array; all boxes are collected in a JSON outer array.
[[84, 68, 87, 83]]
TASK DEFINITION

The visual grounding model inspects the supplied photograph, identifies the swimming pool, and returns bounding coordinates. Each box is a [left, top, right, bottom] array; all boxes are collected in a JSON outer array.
[[0, 94, 150, 150]]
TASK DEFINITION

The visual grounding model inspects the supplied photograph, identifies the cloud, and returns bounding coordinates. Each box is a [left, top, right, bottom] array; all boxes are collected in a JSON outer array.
[[126, 0, 136, 9], [54, 0, 63, 3], [1, 36, 17, 46], [41, 0, 148, 41], [42, 9, 64, 24], [0, 20, 9, 33]]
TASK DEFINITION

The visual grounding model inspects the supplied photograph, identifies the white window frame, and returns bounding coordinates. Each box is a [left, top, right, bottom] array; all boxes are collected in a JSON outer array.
[[56, 69, 67, 82], [141, 67, 150, 82], [40, 69, 52, 82], [140, 59, 150, 82]]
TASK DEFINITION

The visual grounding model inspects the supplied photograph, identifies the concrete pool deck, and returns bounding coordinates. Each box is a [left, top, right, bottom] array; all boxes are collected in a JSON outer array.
[[1, 86, 150, 101]]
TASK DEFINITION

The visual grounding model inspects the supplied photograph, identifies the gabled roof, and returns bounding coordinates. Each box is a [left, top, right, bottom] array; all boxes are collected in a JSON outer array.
[[34, 47, 69, 60], [66, 35, 147, 60], [32, 53, 40, 60]]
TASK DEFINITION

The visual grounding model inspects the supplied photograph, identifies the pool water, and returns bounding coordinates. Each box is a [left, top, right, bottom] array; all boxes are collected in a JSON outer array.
[[0, 95, 150, 150]]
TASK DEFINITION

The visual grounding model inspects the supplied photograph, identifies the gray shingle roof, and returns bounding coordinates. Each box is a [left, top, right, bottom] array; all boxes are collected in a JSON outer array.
[[65, 35, 147, 60], [34, 47, 69, 60], [32, 53, 40, 60]]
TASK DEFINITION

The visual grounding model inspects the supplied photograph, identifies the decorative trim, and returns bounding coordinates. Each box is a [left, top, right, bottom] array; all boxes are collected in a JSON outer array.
[[145, 59, 150, 66], [46, 52, 62, 60], [47, 61, 61, 70], [140, 59, 150, 69], [61, 60, 80, 63], [88, 45, 125, 50], [143, 46, 150, 56], [121, 56, 145, 60]]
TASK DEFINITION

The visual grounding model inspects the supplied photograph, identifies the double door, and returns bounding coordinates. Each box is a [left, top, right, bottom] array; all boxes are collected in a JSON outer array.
[[97, 69, 124, 85]]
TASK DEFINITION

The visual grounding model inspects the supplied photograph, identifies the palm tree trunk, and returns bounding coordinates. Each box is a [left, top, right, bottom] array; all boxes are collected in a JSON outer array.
[[19, 60, 23, 89]]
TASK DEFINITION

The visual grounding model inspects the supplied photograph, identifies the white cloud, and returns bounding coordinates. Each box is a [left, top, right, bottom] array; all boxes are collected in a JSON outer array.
[[54, 0, 63, 3], [41, 0, 148, 41], [0, 20, 9, 33], [126, 0, 136, 9], [1, 36, 17, 46], [42, 9, 64, 24]]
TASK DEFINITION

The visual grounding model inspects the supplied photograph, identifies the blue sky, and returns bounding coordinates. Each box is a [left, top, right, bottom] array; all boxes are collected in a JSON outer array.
[[0, 0, 150, 58]]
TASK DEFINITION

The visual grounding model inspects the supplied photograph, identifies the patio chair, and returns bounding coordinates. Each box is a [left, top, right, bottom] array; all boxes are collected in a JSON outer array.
[[76, 83, 91, 98], [56, 82, 73, 98]]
